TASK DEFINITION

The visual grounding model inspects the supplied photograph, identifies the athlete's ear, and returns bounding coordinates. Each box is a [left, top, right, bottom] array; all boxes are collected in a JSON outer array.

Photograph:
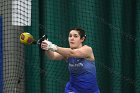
[[80, 37, 85, 43]]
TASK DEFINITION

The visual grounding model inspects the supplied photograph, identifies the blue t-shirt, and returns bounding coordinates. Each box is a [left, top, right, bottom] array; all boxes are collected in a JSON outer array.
[[65, 57, 100, 93]]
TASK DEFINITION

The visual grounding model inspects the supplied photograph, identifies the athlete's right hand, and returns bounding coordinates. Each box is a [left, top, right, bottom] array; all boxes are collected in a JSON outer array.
[[41, 40, 57, 51]]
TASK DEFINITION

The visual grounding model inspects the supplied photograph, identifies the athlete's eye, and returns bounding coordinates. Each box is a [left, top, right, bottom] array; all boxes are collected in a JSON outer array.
[[74, 35, 78, 38], [69, 34, 72, 37]]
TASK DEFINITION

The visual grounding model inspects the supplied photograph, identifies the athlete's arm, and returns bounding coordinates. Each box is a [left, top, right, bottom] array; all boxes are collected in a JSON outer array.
[[45, 51, 65, 60], [41, 40, 65, 60], [56, 45, 93, 59], [41, 40, 93, 60]]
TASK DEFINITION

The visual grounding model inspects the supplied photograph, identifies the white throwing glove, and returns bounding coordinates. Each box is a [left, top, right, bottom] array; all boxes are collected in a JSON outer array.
[[46, 41, 57, 51]]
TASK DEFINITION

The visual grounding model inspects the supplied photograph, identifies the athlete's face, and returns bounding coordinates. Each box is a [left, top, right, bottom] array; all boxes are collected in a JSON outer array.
[[68, 30, 84, 49]]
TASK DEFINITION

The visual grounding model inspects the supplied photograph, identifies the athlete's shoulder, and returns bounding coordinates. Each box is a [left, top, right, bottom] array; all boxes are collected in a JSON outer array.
[[82, 45, 93, 51]]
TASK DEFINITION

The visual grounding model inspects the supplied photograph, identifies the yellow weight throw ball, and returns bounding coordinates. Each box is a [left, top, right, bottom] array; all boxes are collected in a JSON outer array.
[[20, 32, 34, 45]]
